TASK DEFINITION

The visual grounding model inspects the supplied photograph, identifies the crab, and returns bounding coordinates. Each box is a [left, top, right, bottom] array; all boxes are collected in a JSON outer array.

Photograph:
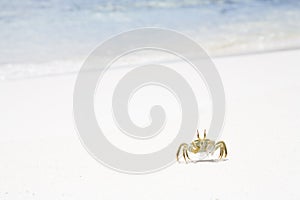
[[176, 129, 227, 163]]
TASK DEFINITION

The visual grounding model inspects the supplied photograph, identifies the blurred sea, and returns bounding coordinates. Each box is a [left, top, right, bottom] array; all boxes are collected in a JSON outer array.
[[1, 0, 300, 79]]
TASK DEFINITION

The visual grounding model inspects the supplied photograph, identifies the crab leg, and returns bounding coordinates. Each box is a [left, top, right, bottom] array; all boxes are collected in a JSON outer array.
[[214, 141, 227, 159], [212, 145, 222, 159], [185, 149, 191, 161], [183, 149, 187, 163], [176, 143, 188, 162]]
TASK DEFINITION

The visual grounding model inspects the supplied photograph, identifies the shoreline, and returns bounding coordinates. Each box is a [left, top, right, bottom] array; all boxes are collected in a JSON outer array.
[[2, 48, 300, 81]]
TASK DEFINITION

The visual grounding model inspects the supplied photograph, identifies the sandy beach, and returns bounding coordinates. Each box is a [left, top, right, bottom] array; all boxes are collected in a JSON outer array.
[[0, 49, 299, 199]]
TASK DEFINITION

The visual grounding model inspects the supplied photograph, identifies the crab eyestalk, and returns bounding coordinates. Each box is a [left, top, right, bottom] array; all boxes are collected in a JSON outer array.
[[197, 129, 207, 139], [197, 129, 200, 139]]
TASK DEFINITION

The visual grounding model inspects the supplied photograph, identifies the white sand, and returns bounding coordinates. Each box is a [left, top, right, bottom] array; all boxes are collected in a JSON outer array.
[[0, 50, 299, 199]]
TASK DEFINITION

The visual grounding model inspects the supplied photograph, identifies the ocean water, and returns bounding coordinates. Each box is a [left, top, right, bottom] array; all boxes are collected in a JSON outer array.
[[1, 0, 300, 79]]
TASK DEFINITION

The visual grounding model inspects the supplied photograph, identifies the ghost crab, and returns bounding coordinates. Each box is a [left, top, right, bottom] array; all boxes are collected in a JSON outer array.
[[176, 129, 227, 163]]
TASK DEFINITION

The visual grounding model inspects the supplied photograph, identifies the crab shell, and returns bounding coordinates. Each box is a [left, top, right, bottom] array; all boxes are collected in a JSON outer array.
[[189, 139, 216, 154]]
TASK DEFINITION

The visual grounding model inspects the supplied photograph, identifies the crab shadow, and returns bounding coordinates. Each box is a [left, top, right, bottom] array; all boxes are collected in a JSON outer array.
[[191, 159, 228, 163]]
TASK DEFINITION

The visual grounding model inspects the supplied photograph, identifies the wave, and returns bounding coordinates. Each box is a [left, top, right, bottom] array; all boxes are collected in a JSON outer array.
[[1, 0, 300, 79]]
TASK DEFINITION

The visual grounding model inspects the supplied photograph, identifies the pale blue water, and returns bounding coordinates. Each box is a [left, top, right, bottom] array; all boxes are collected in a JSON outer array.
[[1, 0, 300, 79]]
